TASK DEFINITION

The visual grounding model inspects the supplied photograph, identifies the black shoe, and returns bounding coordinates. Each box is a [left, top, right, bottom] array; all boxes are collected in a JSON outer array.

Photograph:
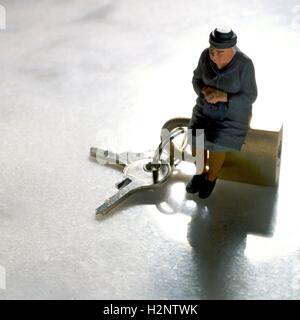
[[186, 172, 207, 194], [198, 175, 217, 199]]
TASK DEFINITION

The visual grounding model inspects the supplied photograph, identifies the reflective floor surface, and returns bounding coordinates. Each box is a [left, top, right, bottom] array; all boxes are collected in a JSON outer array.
[[0, 0, 300, 299]]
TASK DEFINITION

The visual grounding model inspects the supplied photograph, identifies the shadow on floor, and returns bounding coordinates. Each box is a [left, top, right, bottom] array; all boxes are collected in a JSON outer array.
[[185, 173, 278, 299]]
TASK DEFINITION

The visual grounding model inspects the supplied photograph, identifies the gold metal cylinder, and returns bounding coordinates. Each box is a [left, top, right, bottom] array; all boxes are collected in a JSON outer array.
[[218, 126, 283, 186]]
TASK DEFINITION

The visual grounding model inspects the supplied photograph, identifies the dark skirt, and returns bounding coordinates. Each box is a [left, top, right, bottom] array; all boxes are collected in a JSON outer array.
[[187, 104, 250, 152]]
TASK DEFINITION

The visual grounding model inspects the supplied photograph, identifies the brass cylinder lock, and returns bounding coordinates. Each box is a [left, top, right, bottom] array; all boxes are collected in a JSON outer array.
[[160, 117, 283, 187]]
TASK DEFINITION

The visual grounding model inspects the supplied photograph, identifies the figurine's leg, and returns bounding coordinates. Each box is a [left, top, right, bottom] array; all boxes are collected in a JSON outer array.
[[207, 151, 226, 181]]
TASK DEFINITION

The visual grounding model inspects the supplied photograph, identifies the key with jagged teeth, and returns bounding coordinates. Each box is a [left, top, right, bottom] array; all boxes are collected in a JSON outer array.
[[94, 157, 171, 218], [90, 126, 188, 217]]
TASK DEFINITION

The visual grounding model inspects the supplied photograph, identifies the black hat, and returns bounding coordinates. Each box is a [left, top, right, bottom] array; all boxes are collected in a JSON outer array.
[[209, 27, 237, 49]]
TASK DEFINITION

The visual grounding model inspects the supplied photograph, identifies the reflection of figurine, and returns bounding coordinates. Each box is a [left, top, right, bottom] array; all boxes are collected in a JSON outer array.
[[186, 26, 258, 198]]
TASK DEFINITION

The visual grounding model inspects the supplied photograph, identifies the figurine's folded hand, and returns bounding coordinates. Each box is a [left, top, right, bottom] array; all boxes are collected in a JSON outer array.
[[201, 86, 214, 97], [202, 87, 228, 104]]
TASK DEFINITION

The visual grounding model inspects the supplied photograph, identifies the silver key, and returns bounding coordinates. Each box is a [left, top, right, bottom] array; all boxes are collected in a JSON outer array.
[[95, 158, 171, 218]]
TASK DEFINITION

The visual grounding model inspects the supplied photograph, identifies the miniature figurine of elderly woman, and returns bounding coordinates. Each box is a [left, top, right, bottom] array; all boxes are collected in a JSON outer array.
[[187, 27, 258, 198]]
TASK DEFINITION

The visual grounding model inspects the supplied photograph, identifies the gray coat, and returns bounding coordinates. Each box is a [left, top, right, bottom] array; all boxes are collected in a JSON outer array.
[[188, 46, 258, 151]]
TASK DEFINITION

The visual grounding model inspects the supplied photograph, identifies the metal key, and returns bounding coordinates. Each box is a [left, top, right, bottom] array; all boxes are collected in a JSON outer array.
[[95, 157, 171, 218]]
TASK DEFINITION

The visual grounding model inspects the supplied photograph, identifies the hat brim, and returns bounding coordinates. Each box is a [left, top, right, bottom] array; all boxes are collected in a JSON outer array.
[[209, 31, 237, 49]]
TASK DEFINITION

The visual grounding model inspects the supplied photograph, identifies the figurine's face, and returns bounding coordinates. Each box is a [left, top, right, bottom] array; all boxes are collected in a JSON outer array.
[[209, 46, 235, 69]]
